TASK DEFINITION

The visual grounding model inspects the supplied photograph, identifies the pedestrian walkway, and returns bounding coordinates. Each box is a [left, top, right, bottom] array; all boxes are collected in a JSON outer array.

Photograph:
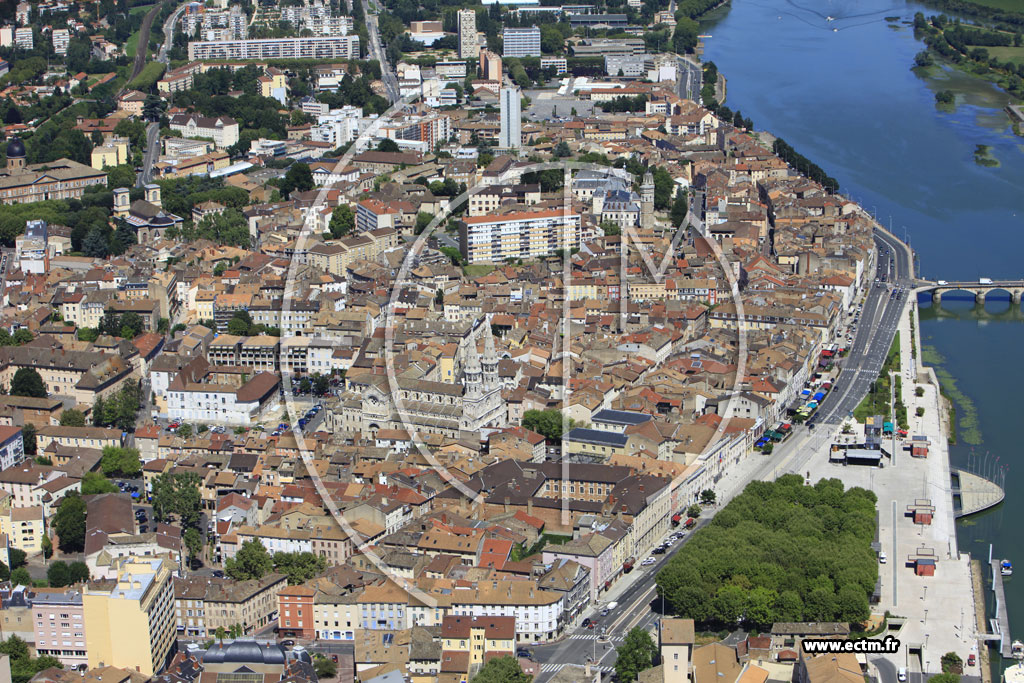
[[539, 663, 615, 674], [567, 633, 623, 642]]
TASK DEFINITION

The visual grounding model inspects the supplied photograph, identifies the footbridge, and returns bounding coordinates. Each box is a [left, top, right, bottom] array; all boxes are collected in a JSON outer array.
[[919, 280, 1024, 304]]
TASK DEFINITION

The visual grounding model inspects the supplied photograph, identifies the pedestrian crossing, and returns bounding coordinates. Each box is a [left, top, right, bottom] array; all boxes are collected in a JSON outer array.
[[568, 633, 623, 642], [539, 663, 616, 673]]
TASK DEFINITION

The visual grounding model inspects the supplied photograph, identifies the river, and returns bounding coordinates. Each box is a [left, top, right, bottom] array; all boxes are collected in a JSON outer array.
[[700, 0, 1024, 670]]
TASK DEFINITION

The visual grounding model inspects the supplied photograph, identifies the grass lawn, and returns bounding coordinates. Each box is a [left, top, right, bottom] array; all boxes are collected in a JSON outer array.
[[126, 28, 141, 58], [129, 3, 156, 15], [462, 264, 494, 277], [960, 0, 1024, 12], [969, 45, 1024, 65]]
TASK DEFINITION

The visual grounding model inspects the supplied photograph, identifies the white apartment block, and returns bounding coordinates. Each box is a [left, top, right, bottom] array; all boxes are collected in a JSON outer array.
[[15, 27, 33, 49], [188, 35, 360, 61], [51, 28, 69, 55], [502, 27, 540, 57], [457, 8, 478, 59], [165, 373, 280, 426], [311, 106, 364, 147], [459, 210, 589, 263]]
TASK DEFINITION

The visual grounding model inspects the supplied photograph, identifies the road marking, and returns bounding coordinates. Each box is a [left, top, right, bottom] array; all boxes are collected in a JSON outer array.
[[540, 663, 615, 673]]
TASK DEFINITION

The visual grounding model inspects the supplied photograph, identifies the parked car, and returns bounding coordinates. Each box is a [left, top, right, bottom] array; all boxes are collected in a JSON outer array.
[[968, 654, 976, 667], [898, 668, 907, 682], [879, 551, 887, 564]]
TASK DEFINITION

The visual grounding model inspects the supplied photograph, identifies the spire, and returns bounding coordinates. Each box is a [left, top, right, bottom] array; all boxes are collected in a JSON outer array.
[[483, 326, 498, 364]]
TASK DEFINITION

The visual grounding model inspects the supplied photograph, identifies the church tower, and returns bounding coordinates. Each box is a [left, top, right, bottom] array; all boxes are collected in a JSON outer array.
[[640, 171, 655, 229], [482, 325, 499, 390], [113, 187, 130, 219], [463, 337, 483, 399]]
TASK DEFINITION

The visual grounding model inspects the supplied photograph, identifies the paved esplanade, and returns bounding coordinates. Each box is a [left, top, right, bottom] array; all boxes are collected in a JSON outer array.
[[953, 470, 1005, 517]]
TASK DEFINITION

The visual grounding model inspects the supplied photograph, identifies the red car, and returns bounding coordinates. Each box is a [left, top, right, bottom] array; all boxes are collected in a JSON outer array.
[[968, 654, 976, 667]]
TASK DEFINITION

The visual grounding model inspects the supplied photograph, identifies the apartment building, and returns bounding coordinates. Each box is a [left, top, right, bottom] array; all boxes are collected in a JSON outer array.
[[167, 114, 240, 149], [0, 426, 24, 470], [32, 589, 87, 668], [457, 8, 478, 59], [449, 580, 563, 643], [502, 27, 541, 57], [0, 505, 45, 554], [188, 35, 360, 61], [278, 586, 315, 640], [83, 557, 176, 676], [440, 615, 516, 678], [174, 573, 287, 638], [165, 371, 280, 426], [36, 426, 121, 453], [51, 28, 69, 55], [458, 210, 585, 263]]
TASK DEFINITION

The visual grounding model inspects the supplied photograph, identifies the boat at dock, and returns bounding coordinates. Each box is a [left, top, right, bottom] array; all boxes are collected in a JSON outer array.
[[1004, 560, 1014, 576], [1013, 639, 1024, 660]]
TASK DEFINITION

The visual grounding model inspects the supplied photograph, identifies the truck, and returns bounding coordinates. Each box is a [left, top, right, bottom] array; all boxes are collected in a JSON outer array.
[[979, 277, 993, 284]]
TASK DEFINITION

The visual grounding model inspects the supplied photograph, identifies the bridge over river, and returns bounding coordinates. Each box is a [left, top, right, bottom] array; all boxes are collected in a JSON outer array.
[[918, 280, 1024, 304]]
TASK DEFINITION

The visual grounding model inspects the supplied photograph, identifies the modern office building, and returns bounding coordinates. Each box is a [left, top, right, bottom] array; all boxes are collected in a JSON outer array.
[[502, 26, 541, 57], [499, 86, 521, 151]]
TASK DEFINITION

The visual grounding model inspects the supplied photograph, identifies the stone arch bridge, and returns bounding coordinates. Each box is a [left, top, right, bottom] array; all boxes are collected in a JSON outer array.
[[919, 280, 1024, 304]]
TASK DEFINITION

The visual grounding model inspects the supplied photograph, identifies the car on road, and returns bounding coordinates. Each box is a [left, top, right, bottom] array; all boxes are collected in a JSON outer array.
[[581, 618, 591, 628], [898, 668, 907, 682], [600, 608, 610, 617], [652, 546, 665, 554], [280, 640, 295, 648], [517, 648, 532, 658]]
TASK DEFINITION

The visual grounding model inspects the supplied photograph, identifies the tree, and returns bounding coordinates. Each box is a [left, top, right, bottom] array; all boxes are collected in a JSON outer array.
[[40, 535, 52, 560], [0, 562, 8, 582], [273, 551, 327, 584], [280, 162, 314, 199], [215, 626, 227, 644], [184, 527, 203, 566], [53, 493, 87, 553], [81, 471, 119, 495], [600, 220, 621, 236], [10, 568, 31, 587], [670, 190, 689, 227], [22, 424, 36, 457], [176, 423, 193, 439], [552, 141, 571, 158], [100, 446, 142, 478], [11, 329, 32, 345], [314, 655, 337, 679], [615, 627, 658, 682], [376, 138, 400, 153], [0, 633, 62, 683], [699, 489, 716, 505], [59, 409, 86, 427], [119, 312, 144, 339], [83, 226, 110, 258], [225, 540, 273, 580], [68, 562, 90, 583], [227, 311, 253, 336], [522, 409, 569, 441], [150, 471, 203, 529], [328, 204, 354, 238], [9, 549, 25, 569], [47, 561, 71, 587], [941, 653, 964, 674], [673, 17, 699, 53], [143, 93, 164, 122], [10, 368, 45, 398], [473, 656, 530, 683], [686, 504, 702, 518], [929, 675, 960, 683]]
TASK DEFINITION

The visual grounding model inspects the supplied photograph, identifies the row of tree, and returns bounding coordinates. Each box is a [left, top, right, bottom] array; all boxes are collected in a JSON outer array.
[[225, 539, 329, 585], [655, 475, 877, 630]]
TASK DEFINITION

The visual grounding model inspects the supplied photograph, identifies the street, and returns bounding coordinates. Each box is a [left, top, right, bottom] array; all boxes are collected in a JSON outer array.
[[137, 1, 189, 187], [531, 230, 914, 681]]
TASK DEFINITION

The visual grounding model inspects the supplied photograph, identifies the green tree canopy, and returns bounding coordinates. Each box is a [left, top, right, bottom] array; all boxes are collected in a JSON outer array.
[[151, 471, 203, 529], [328, 204, 354, 238], [53, 493, 87, 553], [273, 551, 328, 585], [615, 627, 658, 682], [473, 656, 531, 683], [521, 409, 569, 441], [81, 471, 119, 495], [656, 475, 877, 630], [100, 446, 142, 478], [10, 368, 46, 398], [226, 540, 273, 581], [59, 409, 86, 427]]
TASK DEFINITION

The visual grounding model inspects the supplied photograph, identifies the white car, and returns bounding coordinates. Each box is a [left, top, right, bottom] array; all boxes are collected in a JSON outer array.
[[879, 551, 887, 564], [641, 557, 656, 566]]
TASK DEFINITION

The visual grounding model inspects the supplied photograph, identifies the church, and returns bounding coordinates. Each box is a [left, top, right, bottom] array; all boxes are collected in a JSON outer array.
[[339, 323, 506, 439]]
